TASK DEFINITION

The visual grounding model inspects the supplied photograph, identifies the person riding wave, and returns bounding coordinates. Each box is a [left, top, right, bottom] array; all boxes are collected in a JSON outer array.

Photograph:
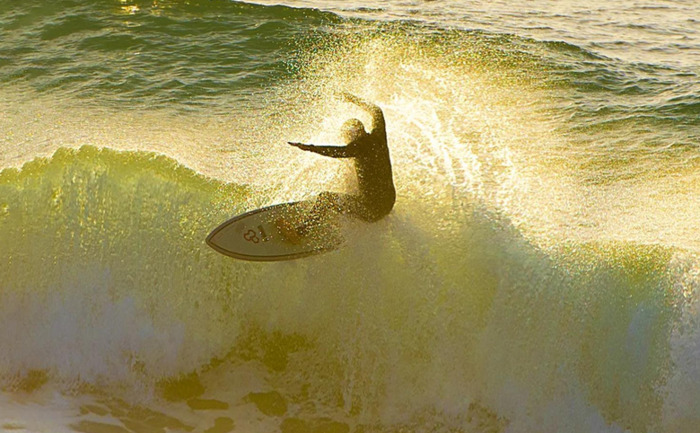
[[284, 92, 396, 239]]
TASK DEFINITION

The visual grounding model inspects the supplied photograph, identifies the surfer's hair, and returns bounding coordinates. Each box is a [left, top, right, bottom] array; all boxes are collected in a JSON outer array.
[[340, 118, 367, 143]]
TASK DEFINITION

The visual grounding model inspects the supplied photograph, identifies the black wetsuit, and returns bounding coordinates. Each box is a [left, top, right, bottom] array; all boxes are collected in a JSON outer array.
[[288, 98, 396, 222], [345, 106, 396, 221]]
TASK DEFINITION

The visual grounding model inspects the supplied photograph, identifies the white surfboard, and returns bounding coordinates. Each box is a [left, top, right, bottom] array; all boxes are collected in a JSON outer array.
[[206, 200, 344, 261]]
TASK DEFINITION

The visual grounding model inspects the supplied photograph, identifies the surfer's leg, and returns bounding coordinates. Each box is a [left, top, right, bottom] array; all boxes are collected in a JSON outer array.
[[300, 192, 363, 233], [277, 192, 368, 243], [317, 191, 362, 215]]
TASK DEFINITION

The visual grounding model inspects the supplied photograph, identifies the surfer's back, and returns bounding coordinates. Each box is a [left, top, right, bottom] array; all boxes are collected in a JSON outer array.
[[287, 94, 396, 223], [352, 108, 396, 221]]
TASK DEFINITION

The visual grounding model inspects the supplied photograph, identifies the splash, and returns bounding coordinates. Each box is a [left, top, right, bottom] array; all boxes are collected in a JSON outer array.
[[2, 25, 700, 433], [0, 146, 250, 392], [1, 145, 695, 432]]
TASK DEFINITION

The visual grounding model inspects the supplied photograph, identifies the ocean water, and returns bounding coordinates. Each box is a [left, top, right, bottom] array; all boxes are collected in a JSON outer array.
[[1, 1, 699, 432]]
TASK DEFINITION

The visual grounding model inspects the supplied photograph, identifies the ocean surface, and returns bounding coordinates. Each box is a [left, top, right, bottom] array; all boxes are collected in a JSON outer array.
[[1, 1, 699, 432]]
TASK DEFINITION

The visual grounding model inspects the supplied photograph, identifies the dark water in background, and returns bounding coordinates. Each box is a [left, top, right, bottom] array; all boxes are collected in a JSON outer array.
[[1, 1, 699, 432]]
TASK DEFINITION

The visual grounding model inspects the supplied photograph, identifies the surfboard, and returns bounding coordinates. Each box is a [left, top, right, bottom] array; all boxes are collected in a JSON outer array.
[[206, 200, 344, 261]]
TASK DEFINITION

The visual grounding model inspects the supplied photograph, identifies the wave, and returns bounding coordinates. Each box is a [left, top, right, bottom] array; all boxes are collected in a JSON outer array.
[[6, 0, 697, 134], [0, 146, 249, 388], [0, 0, 340, 109], [1, 146, 699, 431], [2, 4, 700, 429]]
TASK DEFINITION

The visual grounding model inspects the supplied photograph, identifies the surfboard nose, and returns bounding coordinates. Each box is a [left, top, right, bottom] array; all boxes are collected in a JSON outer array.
[[206, 200, 344, 261]]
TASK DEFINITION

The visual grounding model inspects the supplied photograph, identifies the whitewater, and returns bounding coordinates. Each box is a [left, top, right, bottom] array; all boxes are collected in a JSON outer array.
[[1, 1, 699, 432]]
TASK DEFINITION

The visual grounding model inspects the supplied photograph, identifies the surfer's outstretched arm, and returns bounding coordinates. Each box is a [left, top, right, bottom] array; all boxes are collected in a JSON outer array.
[[341, 92, 385, 133], [288, 142, 357, 158]]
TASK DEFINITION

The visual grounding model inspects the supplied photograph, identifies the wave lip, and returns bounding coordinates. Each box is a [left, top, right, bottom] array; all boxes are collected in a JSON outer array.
[[1, 146, 698, 432], [0, 146, 248, 391]]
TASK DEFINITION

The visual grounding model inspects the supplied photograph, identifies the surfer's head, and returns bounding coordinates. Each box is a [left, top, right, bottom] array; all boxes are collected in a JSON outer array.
[[340, 118, 367, 144]]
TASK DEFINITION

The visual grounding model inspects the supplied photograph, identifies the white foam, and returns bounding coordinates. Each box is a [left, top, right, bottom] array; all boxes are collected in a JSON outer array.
[[661, 254, 700, 432], [0, 267, 187, 392]]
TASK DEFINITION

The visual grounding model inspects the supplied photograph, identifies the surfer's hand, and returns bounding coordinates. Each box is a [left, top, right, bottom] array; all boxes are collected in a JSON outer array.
[[288, 142, 308, 151]]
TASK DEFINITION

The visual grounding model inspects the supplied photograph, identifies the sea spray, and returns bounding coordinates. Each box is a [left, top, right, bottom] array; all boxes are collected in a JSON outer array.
[[0, 146, 250, 393]]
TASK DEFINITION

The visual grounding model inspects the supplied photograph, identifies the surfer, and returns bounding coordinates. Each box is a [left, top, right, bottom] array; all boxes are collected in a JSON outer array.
[[284, 92, 396, 238]]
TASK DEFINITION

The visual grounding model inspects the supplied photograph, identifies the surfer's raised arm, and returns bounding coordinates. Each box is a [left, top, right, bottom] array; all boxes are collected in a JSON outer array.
[[282, 93, 394, 235], [341, 92, 385, 134], [288, 142, 357, 158]]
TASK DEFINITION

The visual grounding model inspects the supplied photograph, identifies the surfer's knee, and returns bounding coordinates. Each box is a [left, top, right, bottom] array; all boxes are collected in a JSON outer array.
[[317, 192, 365, 218], [318, 191, 336, 202], [316, 191, 337, 211]]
